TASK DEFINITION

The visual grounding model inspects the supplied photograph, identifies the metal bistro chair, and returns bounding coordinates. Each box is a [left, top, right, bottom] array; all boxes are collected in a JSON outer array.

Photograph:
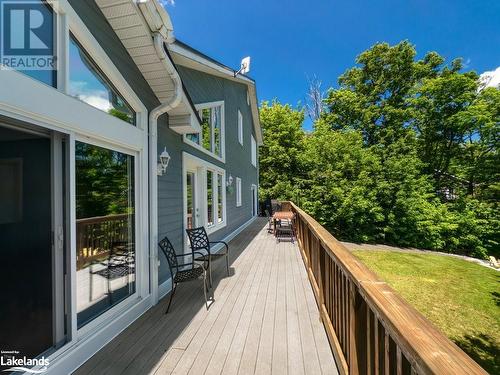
[[158, 236, 209, 314], [186, 226, 229, 287]]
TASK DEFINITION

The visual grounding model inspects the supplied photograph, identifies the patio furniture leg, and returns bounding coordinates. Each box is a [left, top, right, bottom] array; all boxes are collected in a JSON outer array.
[[203, 270, 208, 310], [209, 260, 213, 288], [226, 253, 230, 276], [165, 283, 177, 314]]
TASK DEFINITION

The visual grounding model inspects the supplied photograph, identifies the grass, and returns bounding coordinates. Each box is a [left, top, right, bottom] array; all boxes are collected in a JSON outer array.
[[352, 250, 500, 374]]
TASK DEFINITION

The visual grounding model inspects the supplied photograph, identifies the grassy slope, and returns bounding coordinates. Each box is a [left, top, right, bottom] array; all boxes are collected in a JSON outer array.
[[352, 250, 499, 374]]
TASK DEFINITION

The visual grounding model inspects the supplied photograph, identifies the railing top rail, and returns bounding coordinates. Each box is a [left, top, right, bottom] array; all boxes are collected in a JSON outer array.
[[76, 213, 130, 225], [288, 201, 487, 375]]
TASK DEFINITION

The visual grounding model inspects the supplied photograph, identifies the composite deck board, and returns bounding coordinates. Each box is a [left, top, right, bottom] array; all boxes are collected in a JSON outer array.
[[73, 219, 337, 375]]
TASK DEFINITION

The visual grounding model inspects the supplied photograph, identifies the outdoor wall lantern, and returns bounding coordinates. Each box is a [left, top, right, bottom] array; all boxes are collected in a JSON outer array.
[[226, 174, 234, 187], [157, 147, 171, 176]]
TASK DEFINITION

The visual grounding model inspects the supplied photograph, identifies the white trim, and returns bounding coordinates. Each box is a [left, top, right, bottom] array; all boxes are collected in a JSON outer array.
[[236, 177, 242, 207], [44, 296, 152, 375], [0, 69, 146, 152], [170, 42, 255, 85], [182, 101, 225, 163], [73, 135, 149, 339], [182, 152, 227, 242], [238, 110, 243, 146]]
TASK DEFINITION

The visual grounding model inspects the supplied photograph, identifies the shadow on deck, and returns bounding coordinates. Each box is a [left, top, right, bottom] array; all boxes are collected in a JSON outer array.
[[74, 218, 337, 375]]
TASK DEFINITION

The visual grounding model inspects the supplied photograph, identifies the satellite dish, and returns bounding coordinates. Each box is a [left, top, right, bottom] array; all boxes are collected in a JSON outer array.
[[235, 56, 251, 77], [241, 56, 251, 74]]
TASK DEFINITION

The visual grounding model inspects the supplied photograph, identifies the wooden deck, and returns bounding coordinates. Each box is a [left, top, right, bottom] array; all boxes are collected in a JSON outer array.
[[74, 218, 337, 375]]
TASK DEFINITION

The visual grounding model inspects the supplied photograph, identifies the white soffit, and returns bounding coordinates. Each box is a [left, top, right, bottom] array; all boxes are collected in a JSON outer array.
[[94, 0, 200, 134]]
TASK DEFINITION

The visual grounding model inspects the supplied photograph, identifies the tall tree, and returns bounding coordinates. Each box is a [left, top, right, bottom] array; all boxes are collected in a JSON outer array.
[[323, 41, 444, 146], [259, 101, 306, 200], [305, 75, 325, 121]]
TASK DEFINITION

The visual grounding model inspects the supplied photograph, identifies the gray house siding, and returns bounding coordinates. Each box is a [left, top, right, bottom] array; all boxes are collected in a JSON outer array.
[[67, 0, 258, 287], [176, 66, 258, 240], [157, 67, 259, 284]]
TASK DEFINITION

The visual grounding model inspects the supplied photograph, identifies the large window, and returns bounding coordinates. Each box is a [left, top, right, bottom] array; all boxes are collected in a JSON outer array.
[[69, 34, 135, 125], [186, 102, 224, 160], [75, 141, 136, 328]]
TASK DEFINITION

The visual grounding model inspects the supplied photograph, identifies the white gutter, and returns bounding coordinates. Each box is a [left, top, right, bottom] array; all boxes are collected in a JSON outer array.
[[147, 31, 183, 305]]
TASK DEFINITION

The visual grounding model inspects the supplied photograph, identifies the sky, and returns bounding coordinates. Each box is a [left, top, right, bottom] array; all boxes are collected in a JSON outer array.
[[165, 0, 500, 130]]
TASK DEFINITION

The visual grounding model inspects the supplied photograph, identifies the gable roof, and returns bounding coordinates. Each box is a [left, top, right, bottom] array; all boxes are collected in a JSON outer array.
[[169, 40, 263, 145]]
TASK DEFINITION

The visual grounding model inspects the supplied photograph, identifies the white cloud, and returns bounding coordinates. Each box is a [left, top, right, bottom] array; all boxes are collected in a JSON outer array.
[[479, 66, 500, 90], [69, 81, 112, 112], [78, 95, 113, 112], [159, 0, 175, 6]]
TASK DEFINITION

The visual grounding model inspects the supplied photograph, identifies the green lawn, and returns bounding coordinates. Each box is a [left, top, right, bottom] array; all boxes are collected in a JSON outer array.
[[352, 250, 499, 374]]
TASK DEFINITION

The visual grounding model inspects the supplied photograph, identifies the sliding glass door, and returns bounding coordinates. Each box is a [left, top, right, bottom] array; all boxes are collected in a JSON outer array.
[[0, 124, 65, 366], [75, 141, 136, 328]]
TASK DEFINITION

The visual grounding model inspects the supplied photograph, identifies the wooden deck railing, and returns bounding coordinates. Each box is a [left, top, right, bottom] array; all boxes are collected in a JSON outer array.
[[76, 213, 131, 269], [286, 202, 487, 375]]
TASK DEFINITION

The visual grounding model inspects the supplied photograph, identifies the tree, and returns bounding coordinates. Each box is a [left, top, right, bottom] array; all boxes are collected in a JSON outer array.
[[410, 61, 480, 187], [259, 41, 499, 259], [259, 101, 306, 200], [323, 41, 444, 146], [305, 75, 325, 122]]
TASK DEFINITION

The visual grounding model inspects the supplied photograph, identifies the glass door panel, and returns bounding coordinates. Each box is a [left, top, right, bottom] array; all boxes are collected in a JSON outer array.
[[75, 141, 135, 328], [0, 125, 56, 366], [186, 171, 196, 229]]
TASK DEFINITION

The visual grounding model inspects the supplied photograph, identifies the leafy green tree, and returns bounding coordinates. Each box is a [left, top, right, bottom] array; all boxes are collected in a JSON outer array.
[[302, 121, 384, 242], [410, 61, 479, 186], [259, 101, 306, 200], [259, 41, 499, 259], [323, 41, 443, 146]]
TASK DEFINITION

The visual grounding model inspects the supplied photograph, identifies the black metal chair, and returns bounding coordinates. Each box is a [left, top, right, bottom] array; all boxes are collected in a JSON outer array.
[[158, 236, 209, 314], [186, 226, 229, 287]]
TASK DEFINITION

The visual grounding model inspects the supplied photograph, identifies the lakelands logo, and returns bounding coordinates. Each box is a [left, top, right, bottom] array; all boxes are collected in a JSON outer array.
[[0, 0, 56, 70], [1, 351, 49, 373]]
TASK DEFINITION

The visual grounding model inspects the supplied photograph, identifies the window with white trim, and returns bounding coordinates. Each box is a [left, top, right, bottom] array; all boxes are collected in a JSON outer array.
[[186, 102, 224, 159], [69, 34, 136, 125], [251, 135, 257, 167], [236, 177, 242, 207], [238, 110, 243, 145]]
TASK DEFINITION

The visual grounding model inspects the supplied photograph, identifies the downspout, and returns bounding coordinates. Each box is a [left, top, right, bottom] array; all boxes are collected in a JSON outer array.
[[149, 32, 182, 305]]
